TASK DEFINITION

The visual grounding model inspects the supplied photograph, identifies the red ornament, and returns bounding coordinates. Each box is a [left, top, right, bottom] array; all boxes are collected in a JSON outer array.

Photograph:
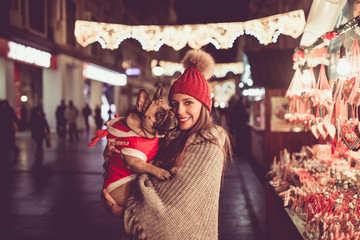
[[322, 32, 339, 42], [292, 49, 305, 62]]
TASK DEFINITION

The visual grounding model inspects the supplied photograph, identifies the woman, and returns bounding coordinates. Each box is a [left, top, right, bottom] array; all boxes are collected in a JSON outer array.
[[103, 49, 232, 240]]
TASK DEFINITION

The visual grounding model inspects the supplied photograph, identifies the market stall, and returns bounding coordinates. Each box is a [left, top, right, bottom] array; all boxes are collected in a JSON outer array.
[[267, 1, 360, 239]]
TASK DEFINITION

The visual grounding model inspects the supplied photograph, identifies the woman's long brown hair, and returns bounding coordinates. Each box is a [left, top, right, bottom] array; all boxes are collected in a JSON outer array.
[[155, 105, 233, 177]]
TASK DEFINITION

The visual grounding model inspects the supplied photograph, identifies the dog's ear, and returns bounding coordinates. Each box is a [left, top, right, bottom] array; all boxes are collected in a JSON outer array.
[[136, 90, 151, 112], [153, 84, 163, 100]]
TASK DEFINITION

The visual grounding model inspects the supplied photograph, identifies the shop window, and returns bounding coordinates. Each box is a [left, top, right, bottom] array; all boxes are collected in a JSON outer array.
[[66, 0, 76, 46], [10, 0, 21, 11], [25, 0, 48, 38], [9, 0, 24, 28]]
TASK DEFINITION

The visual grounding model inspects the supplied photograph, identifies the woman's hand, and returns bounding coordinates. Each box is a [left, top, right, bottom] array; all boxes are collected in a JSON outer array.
[[103, 138, 129, 163], [101, 188, 124, 217]]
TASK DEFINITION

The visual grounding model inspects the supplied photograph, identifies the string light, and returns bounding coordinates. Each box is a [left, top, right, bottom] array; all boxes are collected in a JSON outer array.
[[301, 65, 311, 85], [151, 60, 244, 78], [210, 80, 236, 108], [336, 44, 351, 76], [75, 10, 305, 51]]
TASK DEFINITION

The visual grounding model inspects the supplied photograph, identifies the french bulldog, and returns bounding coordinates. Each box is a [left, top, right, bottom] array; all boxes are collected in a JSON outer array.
[[88, 84, 178, 214]]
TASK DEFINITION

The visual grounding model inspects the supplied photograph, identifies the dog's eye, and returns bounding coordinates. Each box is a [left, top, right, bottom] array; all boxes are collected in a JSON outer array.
[[156, 109, 166, 120]]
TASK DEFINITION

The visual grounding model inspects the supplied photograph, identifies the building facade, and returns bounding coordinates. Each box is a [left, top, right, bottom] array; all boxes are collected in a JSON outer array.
[[0, 0, 177, 131]]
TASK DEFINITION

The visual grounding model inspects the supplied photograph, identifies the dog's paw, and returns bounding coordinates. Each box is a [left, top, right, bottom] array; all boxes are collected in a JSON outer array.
[[154, 169, 172, 181]]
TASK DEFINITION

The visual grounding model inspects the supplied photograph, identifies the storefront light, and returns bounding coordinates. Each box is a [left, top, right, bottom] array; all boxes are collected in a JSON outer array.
[[20, 95, 28, 102], [7, 41, 52, 68], [125, 68, 141, 76], [83, 63, 127, 86]]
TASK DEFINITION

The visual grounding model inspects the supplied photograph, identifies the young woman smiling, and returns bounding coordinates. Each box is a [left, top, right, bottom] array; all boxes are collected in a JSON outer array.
[[102, 49, 232, 240]]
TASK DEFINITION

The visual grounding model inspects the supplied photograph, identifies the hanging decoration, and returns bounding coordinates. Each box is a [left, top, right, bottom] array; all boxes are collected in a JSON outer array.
[[287, 38, 360, 150], [209, 79, 236, 107], [268, 10, 360, 240], [74, 10, 306, 51], [340, 40, 360, 106], [310, 63, 335, 141], [286, 12, 360, 151], [151, 60, 244, 78]]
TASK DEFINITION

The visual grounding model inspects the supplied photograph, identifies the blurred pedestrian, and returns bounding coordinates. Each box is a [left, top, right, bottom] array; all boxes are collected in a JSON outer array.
[[94, 105, 103, 130], [65, 100, 79, 142], [227, 95, 250, 157], [55, 100, 67, 139], [0, 100, 20, 161], [20, 102, 28, 131], [107, 108, 112, 121], [29, 104, 50, 157], [82, 103, 91, 132]]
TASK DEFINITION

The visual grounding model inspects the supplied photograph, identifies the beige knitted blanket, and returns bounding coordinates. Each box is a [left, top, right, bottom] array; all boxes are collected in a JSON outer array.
[[122, 127, 225, 240]]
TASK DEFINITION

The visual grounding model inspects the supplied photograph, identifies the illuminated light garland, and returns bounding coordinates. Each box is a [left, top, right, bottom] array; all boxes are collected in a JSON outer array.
[[209, 79, 237, 107], [213, 62, 244, 78], [75, 10, 306, 51], [151, 60, 244, 78], [272, 29, 282, 43]]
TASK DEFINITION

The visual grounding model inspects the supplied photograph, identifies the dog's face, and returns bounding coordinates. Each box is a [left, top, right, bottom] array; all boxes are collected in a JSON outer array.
[[136, 85, 178, 137]]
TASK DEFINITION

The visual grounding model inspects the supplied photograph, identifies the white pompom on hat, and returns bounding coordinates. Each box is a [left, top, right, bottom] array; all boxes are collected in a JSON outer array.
[[168, 49, 215, 112]]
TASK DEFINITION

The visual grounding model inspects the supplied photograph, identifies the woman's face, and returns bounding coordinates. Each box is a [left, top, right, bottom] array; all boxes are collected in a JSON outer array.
[[170, 93, 202, 130]]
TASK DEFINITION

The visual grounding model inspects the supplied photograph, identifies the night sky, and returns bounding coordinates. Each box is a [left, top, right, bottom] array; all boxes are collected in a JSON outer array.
[[173, 0, 251, 63], [174, 0, 251, 24]]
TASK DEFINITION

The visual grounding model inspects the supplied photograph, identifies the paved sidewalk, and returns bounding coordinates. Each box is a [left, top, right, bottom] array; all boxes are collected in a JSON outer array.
[[0, 130, 266, 240]]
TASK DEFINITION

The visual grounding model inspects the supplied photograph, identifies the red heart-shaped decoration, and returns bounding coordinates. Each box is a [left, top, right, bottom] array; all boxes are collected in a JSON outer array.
[[340, 122, 360, 150], [342, 77, 360, 104], [342, 77, 356, 100]]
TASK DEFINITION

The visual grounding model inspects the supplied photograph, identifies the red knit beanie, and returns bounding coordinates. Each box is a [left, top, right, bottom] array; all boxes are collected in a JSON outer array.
[[169, 49, 215, 112]]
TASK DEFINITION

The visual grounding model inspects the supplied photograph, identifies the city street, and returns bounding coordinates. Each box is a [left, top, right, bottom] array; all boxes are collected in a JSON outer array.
[[1, 130, 266, 240]]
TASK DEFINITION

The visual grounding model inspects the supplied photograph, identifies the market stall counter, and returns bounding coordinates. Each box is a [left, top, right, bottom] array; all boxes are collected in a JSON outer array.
[[267, 144, 360, 240]]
